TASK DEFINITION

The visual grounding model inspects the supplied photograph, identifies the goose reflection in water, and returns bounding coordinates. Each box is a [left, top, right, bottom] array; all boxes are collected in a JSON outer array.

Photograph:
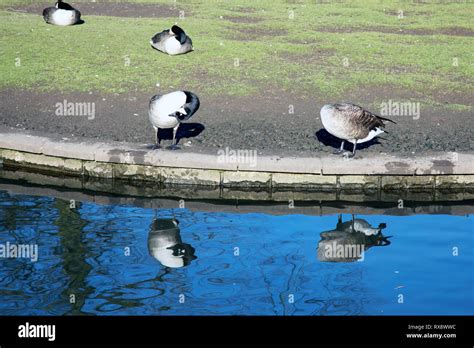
[[317, 214, 391, 262], [148, 218, 197, 268]]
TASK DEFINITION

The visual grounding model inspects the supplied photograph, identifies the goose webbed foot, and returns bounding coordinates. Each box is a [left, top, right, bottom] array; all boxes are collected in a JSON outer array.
[[151, 144, 162, 150], [166, 144, 181, 151], [342, 140, 358, 158], [342, 151, 354, 158]]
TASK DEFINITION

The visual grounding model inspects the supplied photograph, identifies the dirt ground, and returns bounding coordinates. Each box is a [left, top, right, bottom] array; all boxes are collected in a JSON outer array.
[[5, 1, 185, 18], [0, 88, 472, 157]]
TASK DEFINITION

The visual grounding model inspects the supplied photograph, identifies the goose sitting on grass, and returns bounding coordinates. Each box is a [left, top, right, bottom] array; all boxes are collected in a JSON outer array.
[[320, 103, 396, 158], [150, 25, 193, 55], [148, 91, 200, 150], [43, 0, 81, 26]]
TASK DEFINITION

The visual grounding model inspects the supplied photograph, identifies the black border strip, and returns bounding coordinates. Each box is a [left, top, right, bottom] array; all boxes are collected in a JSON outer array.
[[0, 316, 472, 346]]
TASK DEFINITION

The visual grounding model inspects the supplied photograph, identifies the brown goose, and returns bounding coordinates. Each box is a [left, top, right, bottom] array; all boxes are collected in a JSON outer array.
[[320, 103, 396, 157], [317, 214, 391, 263]]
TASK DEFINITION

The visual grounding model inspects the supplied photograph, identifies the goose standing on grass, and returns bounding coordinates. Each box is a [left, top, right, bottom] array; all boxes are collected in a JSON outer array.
[[149, 91, 200, 150], [43, 0, 81, 26], [320, 103, 396, 158], [150, 25, 193, 55]]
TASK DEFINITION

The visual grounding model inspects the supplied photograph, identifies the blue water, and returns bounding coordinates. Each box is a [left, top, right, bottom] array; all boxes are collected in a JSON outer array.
[[0, 191, 472, 315]]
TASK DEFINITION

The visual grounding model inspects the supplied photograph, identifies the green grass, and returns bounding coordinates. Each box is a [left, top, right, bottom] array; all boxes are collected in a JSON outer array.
[[0, 0, 472, 107]]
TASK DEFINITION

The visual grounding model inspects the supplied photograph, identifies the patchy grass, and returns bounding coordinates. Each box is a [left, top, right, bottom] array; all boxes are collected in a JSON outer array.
[[0, 0, 472, 107]]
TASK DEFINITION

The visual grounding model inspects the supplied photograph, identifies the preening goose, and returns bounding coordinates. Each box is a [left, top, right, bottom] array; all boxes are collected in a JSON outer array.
[[43, 0, 81, 26], [150, 25, 193, 55], [148, 218, 197, 268], [320, 103, 396, 158], [148, 91, 200, 150]]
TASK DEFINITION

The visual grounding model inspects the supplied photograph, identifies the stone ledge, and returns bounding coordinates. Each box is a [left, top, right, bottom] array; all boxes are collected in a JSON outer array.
[[1, 129, 473, 175], [0, 129, 473, 189], [1, 149, 474, 190]]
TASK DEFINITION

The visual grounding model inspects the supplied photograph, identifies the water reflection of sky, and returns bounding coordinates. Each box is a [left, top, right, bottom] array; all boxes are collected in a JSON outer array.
[[0, 191, 472, 315]]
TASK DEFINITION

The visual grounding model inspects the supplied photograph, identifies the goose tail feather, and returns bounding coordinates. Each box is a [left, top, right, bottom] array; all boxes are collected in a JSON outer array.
[[377, 115, 397, 125]]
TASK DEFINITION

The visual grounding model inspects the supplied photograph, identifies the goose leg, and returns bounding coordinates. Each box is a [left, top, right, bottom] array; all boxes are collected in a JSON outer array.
[[152, 126, 161, 150], [352, 140, 357, 157], [343, 140, 357, 158], [167, 124, 181, 150], [333, 141, 345, 154]]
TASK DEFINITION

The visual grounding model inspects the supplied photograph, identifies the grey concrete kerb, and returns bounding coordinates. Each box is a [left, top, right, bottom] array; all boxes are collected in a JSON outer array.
[[0, 129, 473, 189]]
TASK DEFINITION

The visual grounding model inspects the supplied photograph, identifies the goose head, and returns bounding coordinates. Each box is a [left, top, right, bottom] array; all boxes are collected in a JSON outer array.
[[173, 107, 188, 121]]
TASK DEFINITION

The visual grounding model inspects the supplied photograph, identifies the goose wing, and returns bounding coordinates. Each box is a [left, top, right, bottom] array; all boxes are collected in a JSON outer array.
[[337, 103, 395, 131], [43, 7, 54, 18], [149, 94, 162, 106], [151, 29, 173, 44]]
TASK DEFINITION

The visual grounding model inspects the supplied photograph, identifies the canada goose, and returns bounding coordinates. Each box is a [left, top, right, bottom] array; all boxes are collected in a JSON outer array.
[[336, 215, 387, 236], [147, 218, 197, 268], [320, 103, 396, 158], [43, 0, 81, 26], [317, 215, 391, 262], [148, 91, 200, 150], [150, 25, 193, 55]]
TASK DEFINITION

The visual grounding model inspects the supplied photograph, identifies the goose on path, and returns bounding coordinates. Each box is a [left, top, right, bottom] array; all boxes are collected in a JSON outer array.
[[320, 103, 396, 157], [43, 0, 81, 26], [150, 25, 193, 55], [148, 91, 200, 150]]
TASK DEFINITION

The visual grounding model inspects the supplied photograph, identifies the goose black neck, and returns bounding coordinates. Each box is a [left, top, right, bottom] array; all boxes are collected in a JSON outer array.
[[183, 91, 200, 116], [172, 25, 187, 44], [56, 0, 74, 10]]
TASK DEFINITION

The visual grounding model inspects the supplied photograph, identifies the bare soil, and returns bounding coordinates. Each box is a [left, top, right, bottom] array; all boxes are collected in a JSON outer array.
[[315, 25, 474, 37], [0, 88, 472, 158], [6, 1, 186, 18]]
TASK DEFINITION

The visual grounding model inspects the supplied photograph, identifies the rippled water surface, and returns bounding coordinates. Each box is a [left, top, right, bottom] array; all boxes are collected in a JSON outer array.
[[0, 191, 472, 315]]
